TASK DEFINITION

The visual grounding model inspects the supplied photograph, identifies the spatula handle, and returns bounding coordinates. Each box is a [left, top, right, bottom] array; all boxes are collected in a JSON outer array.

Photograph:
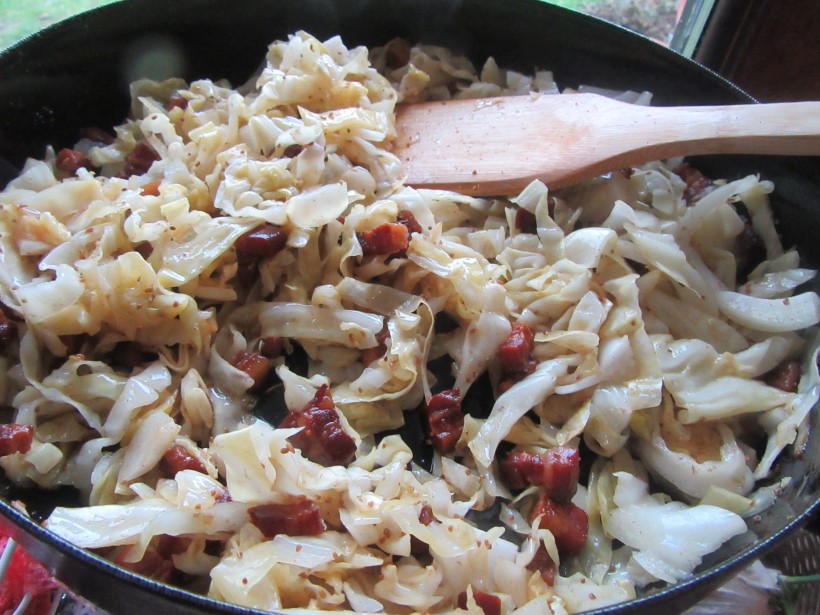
[[630, 100, 820, 159], [395, 93, 820, 195]]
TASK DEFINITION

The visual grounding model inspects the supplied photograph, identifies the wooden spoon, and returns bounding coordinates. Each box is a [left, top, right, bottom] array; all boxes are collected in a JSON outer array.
[[394, 93, 820, 196]]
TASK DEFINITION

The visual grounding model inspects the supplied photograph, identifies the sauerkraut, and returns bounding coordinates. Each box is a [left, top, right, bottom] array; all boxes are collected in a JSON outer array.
[[0, 31, 818, 614]]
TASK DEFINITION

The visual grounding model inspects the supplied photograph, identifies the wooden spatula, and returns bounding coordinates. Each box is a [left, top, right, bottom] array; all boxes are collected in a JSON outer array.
[[394, 93, 820, 196]]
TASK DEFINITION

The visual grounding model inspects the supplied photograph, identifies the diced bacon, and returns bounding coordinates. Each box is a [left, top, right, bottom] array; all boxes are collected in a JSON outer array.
[[457, 589, 502, 615], [159, 444, 206, 476], [121, 142, 160, 177], [230, 351, 270, 390], [424, 390, 464, 454], [248, 499, 325, 538], [357, 222, 409, 257], [56, 148, 92, 175], [0, 424, 34, 457], [763, 359, 801, 393], [526, 545, 557, 586], [500, 447, 580, 502], [281, 384, 357, 466], [259, 336, 284, 359], [361, 328, 390, 365], [515, 208, 537, 234], [498, 322, 537, 392], [167, 92, 188, 110], [499, 323, 536, 373], [515, 198, 555, 234], [675, 162, 715, 204], [530, 493, 589, 556], [134, 241, 153, 260], [79, 126, 115, 145], [235, 224, 288, 262], [396, 210, 423, 236]]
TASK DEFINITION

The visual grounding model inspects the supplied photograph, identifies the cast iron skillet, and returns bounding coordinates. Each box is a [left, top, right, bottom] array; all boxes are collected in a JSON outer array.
[[0, 1, 818, 613]]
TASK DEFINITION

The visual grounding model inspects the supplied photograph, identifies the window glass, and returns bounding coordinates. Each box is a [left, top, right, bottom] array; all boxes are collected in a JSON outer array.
[[0, 0, 117, 49]]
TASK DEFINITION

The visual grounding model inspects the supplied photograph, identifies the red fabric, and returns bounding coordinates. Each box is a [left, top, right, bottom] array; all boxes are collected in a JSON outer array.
[[0, 532, 59, 615]]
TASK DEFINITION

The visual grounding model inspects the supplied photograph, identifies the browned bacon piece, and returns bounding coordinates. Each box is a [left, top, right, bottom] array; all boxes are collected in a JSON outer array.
[[361, 328, 390, 366], [0, 424, 34, 457], [530, 493, 589, 556], [167, 92, 188, 110], [515, 208, 537, 234], [514, 198, 556, 234], [526, 545, 557, 586], [281, 384, 357, 466], [498, 322, 537, 392], [159, 444, 206, 477], [357, 222, 409, 257], [457, 589, 502, 615], [235, 224, 288, 262], [396, 210, 423, 236], [229, 351, 270, 390], [56, 148, 92, 175], [499, 323, 537, 373], [259, 336, 284, 359], [501, 447, 581, 502], [763, 359, 801, 393], [675, 162, 715, 204], [248, 499, 325, 538], [424, 389, 464, 454], [121, 142, 160, 177]]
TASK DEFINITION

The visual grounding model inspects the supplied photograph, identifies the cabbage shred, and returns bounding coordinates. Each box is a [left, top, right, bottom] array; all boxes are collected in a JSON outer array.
[[0, 31, 818, 614]]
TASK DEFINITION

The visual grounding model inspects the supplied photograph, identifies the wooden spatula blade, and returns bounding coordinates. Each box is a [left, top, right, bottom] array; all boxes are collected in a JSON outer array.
[[394, 93, 820, 196]]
